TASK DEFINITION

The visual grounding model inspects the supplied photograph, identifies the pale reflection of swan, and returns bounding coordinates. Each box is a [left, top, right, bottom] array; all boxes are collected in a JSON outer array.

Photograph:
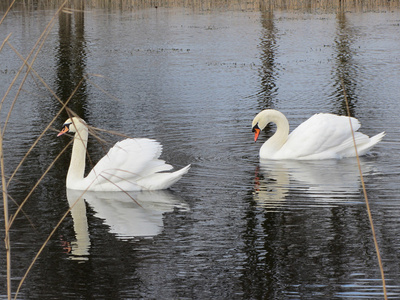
[[66, 189, 189, 260], [58, 117, 190, 191], [66, 189, 90, 260], [253, 163, 290, 209], [253, 159, 372, 209], [252, 109, 385, 160]]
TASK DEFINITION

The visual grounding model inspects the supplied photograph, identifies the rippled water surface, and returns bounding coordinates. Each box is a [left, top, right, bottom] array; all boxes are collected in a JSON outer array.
[[1, 3, 400, 299]]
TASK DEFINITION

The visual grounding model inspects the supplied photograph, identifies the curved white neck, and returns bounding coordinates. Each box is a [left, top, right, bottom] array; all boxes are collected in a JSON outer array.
[[259, 110, 290, 157], [67, 126, 89, 188]]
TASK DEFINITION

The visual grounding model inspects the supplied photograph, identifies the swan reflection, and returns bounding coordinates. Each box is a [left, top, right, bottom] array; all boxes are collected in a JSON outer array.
[[253, 158, 374, 209], [66, 189, 189, 260]]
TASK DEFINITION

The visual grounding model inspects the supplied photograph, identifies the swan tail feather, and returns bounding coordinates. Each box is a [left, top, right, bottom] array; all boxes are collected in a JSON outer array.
[[335, 131, 385, 158], [298, 131, 385, 160], [356, 131, 385, 156], [136, 164, 191, 190]]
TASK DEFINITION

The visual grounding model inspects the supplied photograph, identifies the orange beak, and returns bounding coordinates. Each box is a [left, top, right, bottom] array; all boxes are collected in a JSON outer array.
[[57, 125, 69, 137], [253, 128, 260, 142]]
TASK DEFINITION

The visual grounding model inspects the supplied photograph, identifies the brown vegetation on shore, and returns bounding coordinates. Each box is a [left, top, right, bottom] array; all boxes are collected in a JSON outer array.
[[1, 0, 399, 12]]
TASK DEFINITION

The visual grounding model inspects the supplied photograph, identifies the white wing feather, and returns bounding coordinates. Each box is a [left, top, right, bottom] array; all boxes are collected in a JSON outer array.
[[85, 138, 189, 191], [277, 114, 372, 159]]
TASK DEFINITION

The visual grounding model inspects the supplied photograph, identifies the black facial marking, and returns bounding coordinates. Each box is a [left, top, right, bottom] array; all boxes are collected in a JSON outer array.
[[252, 123, 260, 132]]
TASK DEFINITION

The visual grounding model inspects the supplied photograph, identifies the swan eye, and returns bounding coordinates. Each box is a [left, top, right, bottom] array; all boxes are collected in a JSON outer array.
[[252, 124, 260, 132], [252, 124, 261, 142], [57, 123, 71, 137], [62, 123, 71, 131]]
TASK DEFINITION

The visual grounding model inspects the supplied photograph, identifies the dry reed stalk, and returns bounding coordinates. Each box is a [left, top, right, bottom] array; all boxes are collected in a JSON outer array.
[[3, 42, 87, 188], [82, 0, 400, 11], [9, 102, 136, 298], [1, 1, 68, 298], [13, 125, 142, 298], [342, 82, 387, 300], [3, 32, 135, 300], [1, 0, 69, 136], [12, 142, 75, 299], [2, 0, 400, 11], [13, 185, 91, 298], [60, 114, 143, 206], [0, 33, 12, 54], [7, 140, 71, 229], [0, 0, 17, 26], [0, 31, 14, 300], [4, 73, 85, 187], [1, 1, 394, 299], [0, 126, 11, 300]]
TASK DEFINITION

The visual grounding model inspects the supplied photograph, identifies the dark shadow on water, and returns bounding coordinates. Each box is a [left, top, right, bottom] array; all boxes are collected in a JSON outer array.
[[331, 9, 358, 117], [256, 9, 279, 110], [241, 158, 385, 298], [55, 1, 88, 121]]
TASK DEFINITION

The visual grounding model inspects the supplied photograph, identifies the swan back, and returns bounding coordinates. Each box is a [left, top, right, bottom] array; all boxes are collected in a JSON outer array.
[[85, 138, 190, 191]]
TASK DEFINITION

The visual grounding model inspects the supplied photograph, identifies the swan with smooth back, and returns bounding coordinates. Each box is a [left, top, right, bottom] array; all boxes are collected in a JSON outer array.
[[252, 109, 385, 160], [58, 117, 190, 191]]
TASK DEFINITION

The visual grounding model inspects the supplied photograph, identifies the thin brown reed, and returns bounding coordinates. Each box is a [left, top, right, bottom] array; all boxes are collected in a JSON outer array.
[[1, 0, 400, 12], [1, 1, 394, 299], [1, 0, 69, 137], [14, 188, 88, 299], [1, 126, 11, 300], [0, 0, 17, 26], [1, 2, 68, 298], [342, 82, 387, 300]]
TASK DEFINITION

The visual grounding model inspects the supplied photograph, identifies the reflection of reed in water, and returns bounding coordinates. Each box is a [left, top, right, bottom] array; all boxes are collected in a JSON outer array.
[[2, 0, 399, 12]]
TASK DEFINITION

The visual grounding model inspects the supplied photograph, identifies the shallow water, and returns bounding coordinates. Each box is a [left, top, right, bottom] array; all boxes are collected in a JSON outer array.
[[1, 3, 400, 299]]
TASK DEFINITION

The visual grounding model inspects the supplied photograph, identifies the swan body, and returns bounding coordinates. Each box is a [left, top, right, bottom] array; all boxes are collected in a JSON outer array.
[[252, 109, 385, 160], [58, 117, 190, 191]]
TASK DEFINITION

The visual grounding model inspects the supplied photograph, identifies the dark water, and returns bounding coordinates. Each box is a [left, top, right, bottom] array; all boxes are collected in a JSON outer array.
[[1, 3, 400, 299]]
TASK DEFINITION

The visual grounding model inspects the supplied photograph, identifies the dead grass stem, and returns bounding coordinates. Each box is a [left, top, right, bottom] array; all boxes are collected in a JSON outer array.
[[342, 82, 387, 300], [0, 1, 391, 299]]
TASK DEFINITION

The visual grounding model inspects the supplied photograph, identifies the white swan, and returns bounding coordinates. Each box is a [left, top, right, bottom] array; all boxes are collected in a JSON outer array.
[[58, 117, 190, 191], [252, 109, 385, 160]]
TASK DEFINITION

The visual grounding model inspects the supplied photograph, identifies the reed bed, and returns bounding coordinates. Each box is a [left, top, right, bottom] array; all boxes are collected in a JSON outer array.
[[1, 0, 399, 12], [0, 0, 393, 299]]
